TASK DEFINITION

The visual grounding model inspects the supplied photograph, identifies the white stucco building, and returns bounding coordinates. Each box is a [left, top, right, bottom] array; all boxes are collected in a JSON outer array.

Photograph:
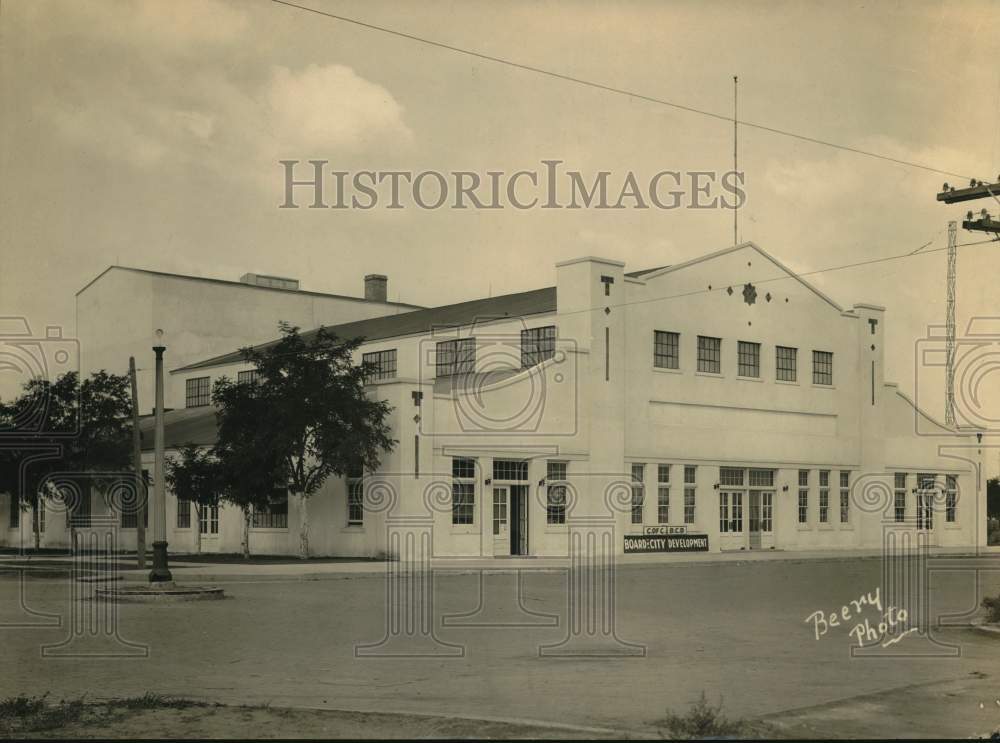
[[5, 243, 989, 558]]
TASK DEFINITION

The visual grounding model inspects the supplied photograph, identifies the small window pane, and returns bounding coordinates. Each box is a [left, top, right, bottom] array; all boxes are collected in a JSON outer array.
[[654, 331, 680, 369]]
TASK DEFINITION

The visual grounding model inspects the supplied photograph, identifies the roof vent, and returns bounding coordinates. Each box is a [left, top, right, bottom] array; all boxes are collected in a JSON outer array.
[[365, 274, 388, 302], [239, 273, 299, 291]]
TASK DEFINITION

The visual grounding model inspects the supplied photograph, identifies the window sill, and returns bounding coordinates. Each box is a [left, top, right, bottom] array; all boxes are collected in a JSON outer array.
[[736, 375, 763, 383], [250, 527, 289, 533], [797, 524, 812, 531], [817, 524, 834, 531], [811, 383, 836, 390], [652, 366, 682, 375], [695, 371, 724, 379], [838, 524, 854, 531], [775, 379, 799, 386], [451, 526, 478, 534]]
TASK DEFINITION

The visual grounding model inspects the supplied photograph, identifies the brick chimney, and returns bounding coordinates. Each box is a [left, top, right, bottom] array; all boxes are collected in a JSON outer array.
[[364, 274, 388, 302]]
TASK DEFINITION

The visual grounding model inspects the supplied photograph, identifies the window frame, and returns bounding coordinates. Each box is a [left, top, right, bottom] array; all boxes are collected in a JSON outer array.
[[362, 349, 397, 383], [812, 350, 833, 386], [253, 488, 290, 530], [436, 338, 476, 377], [683, 465, 696, 524], [839, 471, 850, 523], [657, 464, 670, 524], [630, 463, 645, 525], [546, 461, 567, 525], [776, 346, 797, 382], [894, 472, 907, 523], [521, 326, 556, 369], [185, 376, 211, 408], [653, 331, 680, 370], [697, 335, 722, 374], [737, 340, 761, 378], [451, 457, 476, 525], [797, 469, 809, 524], [819, 470, 830, 523]]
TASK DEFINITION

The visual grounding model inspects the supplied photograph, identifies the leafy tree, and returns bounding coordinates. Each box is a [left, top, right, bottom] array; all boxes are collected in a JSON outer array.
[[165, 444, 222, 556], [212, 323, 395, 557], [0, 371, 133, 548]]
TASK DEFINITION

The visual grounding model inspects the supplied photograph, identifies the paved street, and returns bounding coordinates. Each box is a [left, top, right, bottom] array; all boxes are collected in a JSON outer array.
[[2, 556, 999, 735]]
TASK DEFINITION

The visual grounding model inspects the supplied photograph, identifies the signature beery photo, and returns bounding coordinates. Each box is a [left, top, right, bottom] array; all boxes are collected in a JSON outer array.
[[1, 1, 999, 740]]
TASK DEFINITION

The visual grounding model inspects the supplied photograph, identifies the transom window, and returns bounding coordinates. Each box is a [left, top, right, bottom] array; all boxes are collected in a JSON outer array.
[[749, 469, 774, 487], [436, 338, 476, 377], [812, 351, 833, 385], [186, 376, 210, 408], [546, 461, 567, 525], [362, 349, 397, 383], [720, 467, 744, 487], [654, 331, 680, 369], [493, 459, 528, 481], [697, 336, 721, 374], [737, 341, 760, 377], [521, 326, 556, 368], [776, 346, 797, 382]]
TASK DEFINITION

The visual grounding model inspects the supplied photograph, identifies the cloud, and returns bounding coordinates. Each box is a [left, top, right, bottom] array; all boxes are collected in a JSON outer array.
[[265, 64, 414, 152]]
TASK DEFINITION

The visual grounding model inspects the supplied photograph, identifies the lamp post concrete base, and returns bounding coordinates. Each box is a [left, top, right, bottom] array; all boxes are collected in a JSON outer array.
[[148, 541, 173, 583]]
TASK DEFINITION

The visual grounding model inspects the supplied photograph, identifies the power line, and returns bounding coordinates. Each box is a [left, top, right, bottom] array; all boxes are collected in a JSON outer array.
[[204, 235, 998, 366], [271, 0, 977, 181]]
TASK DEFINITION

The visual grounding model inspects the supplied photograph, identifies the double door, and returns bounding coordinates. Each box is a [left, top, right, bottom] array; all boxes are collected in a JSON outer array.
[[492, 485, 528, 556]]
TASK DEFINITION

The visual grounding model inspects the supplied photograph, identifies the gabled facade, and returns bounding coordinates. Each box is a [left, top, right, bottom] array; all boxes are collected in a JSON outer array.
[[8, 243, 986, 558]]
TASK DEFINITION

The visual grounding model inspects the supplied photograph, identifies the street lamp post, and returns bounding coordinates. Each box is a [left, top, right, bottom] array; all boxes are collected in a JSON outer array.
[[148, 329, 172, 583]]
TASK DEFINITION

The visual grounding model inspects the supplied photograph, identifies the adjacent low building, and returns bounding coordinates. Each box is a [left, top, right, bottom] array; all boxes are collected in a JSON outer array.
[[4, 243, 988, 558]]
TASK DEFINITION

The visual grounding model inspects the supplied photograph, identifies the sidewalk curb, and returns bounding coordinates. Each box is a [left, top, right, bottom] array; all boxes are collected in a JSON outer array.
[[114, 550, 989, 583]]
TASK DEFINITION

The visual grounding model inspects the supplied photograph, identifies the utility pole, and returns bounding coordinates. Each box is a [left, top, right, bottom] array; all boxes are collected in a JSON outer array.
[[733, 75, 739, 247], [935, 177, 1000, 427], [149, 331, 172, 583], [129, 357, 146, 570], [945, 222, 957, 427]]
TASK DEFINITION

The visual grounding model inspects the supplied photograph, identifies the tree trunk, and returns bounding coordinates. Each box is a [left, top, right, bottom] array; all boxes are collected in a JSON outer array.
[[194, 504, 202, 555], [298, 493, 309, 559], [32, 501, 40, 551], [242, 508, 251, 559]]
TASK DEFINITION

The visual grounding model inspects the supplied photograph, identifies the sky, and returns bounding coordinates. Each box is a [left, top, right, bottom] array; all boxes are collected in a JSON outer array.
[[1, 0, 999, 469]]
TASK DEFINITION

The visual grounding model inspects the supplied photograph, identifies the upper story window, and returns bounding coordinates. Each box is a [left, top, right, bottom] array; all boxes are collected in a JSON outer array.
[[697, 336, 721, 374], [737, 341, 760, 378], [362, 349, 397, 383], [521, 326, 556, 368], [494, 459, 528, 481], [776, 346, 797, 382], [653, 331, 680, 370], [185, 376, 210, 408], [237, 369, 260, 386], [436, 338, 476, 377], [812, 351, 833, 385]]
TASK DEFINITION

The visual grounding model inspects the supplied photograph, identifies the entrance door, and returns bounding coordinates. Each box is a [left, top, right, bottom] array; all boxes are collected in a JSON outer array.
[[199, 504, 220, 553], [748, 490, 762, 550], [510, 485, 529, 556], [492, 487, 509, 556]]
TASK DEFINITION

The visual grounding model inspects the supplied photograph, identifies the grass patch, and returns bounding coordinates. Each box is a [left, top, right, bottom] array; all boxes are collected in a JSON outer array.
[[0, 694, 85, 733], [982, 595, 1000, 624], [658, 691, 751, 739], [0, 692, 210, 735], [115, 692, 207, 710]]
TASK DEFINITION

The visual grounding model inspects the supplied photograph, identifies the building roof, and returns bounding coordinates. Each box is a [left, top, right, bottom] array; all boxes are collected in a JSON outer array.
[[76, 265, 423, 309], [138, 406, 218, 451], [172, 286, 558, 373]]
